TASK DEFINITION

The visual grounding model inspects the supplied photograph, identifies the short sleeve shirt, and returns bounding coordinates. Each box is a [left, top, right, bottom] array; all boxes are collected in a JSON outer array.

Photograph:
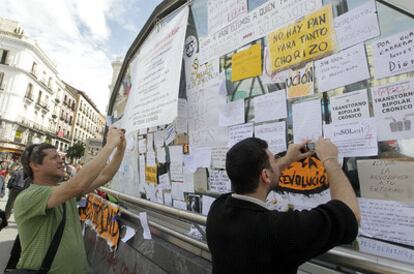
[[14, 184, 88, 274]]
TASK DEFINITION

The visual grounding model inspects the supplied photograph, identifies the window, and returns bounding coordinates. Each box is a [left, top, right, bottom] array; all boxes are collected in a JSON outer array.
[[25, 83, 33, 98], [37, 91, 42, 104], [31, 62, 37, 75], [0, 72, 4, 90], [48, 77, 52, 88], [0, 49, 8, 65]]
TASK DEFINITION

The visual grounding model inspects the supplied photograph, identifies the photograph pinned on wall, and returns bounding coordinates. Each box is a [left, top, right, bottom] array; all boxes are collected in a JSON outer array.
[[184, 192, 202, 213]]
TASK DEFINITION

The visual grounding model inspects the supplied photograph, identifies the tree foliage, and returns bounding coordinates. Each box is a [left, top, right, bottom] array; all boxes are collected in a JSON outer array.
[[66, 142, 85, 161]]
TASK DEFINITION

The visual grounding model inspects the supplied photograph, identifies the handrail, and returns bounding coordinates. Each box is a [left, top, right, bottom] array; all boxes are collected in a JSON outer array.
[[101, 187, 206, 225], [100, 187, 414, 274]]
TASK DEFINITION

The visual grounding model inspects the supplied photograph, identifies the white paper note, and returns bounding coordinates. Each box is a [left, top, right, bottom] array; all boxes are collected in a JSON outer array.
[[219, 99, 245, 127], [158, 173, 171, 186], [315, 43, 370, 93], [359, 198, 414, 247], [154, 130, 165, 148], [173, 199, 187, 210], [157, 147, 167, 164], [146, 151, 156, 167], [330, 89, 370, 123], [228, 123, 254, 148], [164, 191, 173, 206], [139, 155, 146, 184], [202, 195, 216, 216], [121, 226, 136, 243], [138, 212, 152, 240], [165, 123, 176, 145], [192, 147, 212, 169], [209, 170, 231, 193], [138, 138, 147, 153], [371, 80, 414, 141], [207, 0, 248, 34], [292, 100, 322, 144], [254, 121, 286, 154], [171, 180, 195, 201], [253, 90, 287, 123], [169, 146, 184, 181], [146, 133, 154, 152], [357, 159, 414, 203], [323, 118, 378, 158], [211, 146, 227, 169], [334, 0, 380, 50], [372, 28, 414, 79]]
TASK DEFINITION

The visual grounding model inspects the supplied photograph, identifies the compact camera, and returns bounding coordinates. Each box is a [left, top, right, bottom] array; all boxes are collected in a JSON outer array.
[[305, 142, 316, 152]]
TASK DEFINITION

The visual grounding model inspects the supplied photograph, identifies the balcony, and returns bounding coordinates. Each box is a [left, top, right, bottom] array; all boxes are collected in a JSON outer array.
[[24, 93, 34, 103], [54, 97, 60, 103]]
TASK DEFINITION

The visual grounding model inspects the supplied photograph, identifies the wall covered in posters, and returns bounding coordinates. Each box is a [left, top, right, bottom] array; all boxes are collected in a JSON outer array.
[[108, 0, 414, 266]]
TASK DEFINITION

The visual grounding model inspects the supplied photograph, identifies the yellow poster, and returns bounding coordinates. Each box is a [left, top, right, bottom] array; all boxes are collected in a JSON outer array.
[[145, 165, 157, 184], [268, 5, 336, 72], [231, 44, 262, 82], [278, 156, 328, 194], [286, 62, 315, 98], [79, 195, 120, 249]]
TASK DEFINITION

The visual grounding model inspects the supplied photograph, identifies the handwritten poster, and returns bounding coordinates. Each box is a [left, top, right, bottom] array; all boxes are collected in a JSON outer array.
[[145, 151, 157, 184], [371, 80, 414, 141], [357, 159, 414, 203], [278, 156, 328, 194], [315, 43, 370, 92], [359, 198, 414, 247], [254, 121, 286, 154], [211, 146, 227, 169], [292, 99, 322, 144], [357, 236, 414, 265], [372, 28, 414, 79], [334, 0, 380, 50], [268, 5, 336, 72], [123, 7, 189, 130], [188, 84, 228, 147], [169, 145, 184, 182], [228, 123, 254, 148], [207, 0, 248, 34], [330, 89, 370, 123], [199, 0, 322, 62], [219, 99, 245, 126], [286, 62, 315, 98], [232, 44, 262, 81], [185, 54, 220, 92], [209, 170, 231, 193], [253, 90, 287, 123], [323, 118, 378, 157]]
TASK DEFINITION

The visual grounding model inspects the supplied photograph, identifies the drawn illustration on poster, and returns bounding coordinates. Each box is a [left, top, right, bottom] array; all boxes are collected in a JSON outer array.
[[330, 89, 370, 123], [278, 156, 328, 194], [268, 5, 336, 72], [372, 28, 414, 79], [371, 80, 414, 141]]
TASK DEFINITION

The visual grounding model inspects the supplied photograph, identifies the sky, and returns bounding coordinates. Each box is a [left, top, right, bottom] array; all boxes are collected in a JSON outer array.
[[0, 0, 162, 113]]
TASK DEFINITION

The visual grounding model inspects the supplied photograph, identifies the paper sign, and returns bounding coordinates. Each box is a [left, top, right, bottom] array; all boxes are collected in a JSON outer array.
[[199, 0, 322, 63], [232, 44, 262, 82], [278, 156, 328, 194], [121, 226, 136, 243], [253, 90, 287, 123], [228, 123, 254, 148], [139, 155, 146, 184], [371, 80, 414, 141], [202, 195, 216, 216], [359, 198, 414, 247], [254, 121, 286, 154], [188, 84, 228, 147], [219, 99, 245, 126], [154, 130, 165, 148], [165, 123, 176, 145], [323, 118, 378, 157], [123, 7, 189, 130], [138, 212, 152, 240], [330, 89, 370, 123], [207, 0, 248, 34], [209, 170, 231, 193], [292, 100, 322, 143], [286, 62, 315, 98], [157, 147, 167, 164], [334, 0, 380, 50], [357, 159, 414, 203], [357, 236, 414, 265], [211, 146, 227, 169], [138, 138, 146, 153], [159, 173, 170, 186], [194, 168, 208, 193], [171, 180, 195, 201], [372, 28, 414, 79], [145, 165, 157, 184], [192, 147, 212, 169], [173, 199, 187, 210], [164, 191, 173, 206], [315, 43, 370, 92], [146, 133, 154, 152], [268, 5, 335, 72], [169, 146, 184, 182], [185, 55, 220, 92]]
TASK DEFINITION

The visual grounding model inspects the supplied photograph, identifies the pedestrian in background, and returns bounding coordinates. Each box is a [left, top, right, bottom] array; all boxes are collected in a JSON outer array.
[[4, 166, 29, 220]]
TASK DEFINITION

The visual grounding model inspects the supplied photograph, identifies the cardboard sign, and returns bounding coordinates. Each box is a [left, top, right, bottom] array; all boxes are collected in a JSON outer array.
[[268, 5, 335, 72], [79, 195, 120, 249], [286, 62, 315, 98], [278, 156, 328, 193], [231, 44, 262, 81]]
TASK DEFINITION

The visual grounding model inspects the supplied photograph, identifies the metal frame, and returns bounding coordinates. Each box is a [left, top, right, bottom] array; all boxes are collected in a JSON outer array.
[[101, 187, 414, 274]]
